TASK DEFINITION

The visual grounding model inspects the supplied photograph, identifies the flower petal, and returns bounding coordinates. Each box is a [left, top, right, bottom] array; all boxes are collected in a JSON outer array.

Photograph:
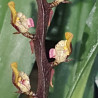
[[65, 32, 73, 53], [27, 18, 34, 28], [18, 72, 31, 93], [49, 48, 56, 58], [8, 1, 17, 24], [11, 62, 19, 84]]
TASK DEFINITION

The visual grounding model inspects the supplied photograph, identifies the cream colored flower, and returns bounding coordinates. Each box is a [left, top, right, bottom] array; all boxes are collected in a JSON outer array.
[[8, 1, 34, 33], [49, 32, 73, 64], [11, 62, 31, 94]]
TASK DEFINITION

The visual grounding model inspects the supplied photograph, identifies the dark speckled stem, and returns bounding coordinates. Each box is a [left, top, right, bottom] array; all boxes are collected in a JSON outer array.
[[34, 0, 52, 98]]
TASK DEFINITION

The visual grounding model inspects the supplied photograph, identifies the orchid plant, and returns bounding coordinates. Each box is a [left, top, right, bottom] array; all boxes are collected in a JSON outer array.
[[0, 0, 96, 98]]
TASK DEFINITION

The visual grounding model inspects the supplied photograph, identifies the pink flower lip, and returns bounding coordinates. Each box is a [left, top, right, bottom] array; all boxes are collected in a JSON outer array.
[[49, 48, 56, 58], [27, 18, 34, 28]]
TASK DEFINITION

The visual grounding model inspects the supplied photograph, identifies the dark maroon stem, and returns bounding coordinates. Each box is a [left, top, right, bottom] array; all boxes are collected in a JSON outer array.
[[34, 0, 52, 98]]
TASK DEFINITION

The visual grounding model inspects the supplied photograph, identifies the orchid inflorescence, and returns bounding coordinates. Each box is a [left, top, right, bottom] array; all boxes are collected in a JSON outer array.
[[8, 0, 72, 97]]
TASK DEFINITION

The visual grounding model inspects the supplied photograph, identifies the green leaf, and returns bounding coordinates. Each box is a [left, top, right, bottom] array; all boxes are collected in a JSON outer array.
[[0, 0, 10, 33], [0, 0, 37, 97]]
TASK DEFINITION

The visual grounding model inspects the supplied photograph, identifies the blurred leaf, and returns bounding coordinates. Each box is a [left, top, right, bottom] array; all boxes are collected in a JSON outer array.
[[0, 0, 37, 97], [0, 0, 10, 32]]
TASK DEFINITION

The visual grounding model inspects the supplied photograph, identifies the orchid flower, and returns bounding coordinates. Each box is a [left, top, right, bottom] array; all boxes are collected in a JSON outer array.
[[8, 1, 35, 54], [11, 62, 32, 95], [8, 1, 34, 33], [49, 32, 73, 65]]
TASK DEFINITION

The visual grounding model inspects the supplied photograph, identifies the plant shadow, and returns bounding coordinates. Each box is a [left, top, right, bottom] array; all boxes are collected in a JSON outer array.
[[47, 3, 71, 41]]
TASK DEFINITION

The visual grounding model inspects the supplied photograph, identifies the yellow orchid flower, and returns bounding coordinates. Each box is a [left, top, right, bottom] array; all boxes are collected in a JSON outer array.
[[65, 32, 73, 53]]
